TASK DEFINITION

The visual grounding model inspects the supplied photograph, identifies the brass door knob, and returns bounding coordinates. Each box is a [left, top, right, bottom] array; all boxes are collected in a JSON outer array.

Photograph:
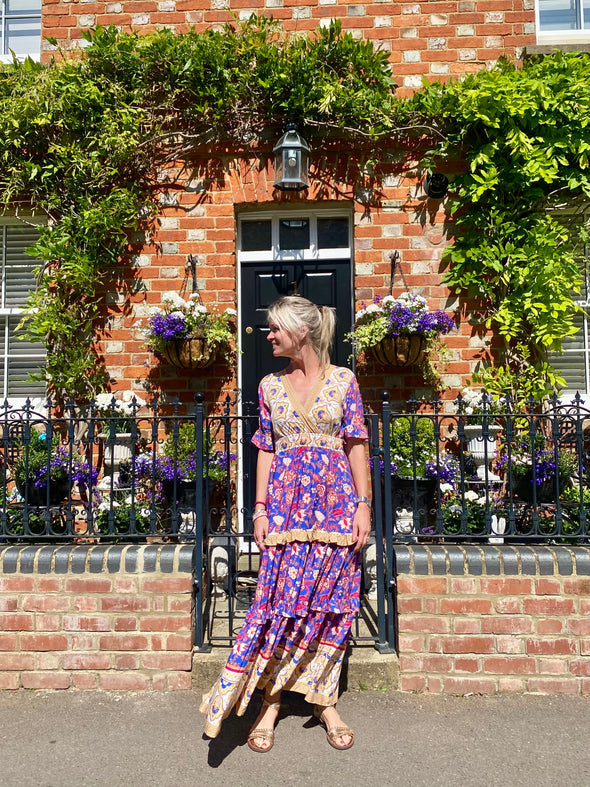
[[245, 326, 253, 334]]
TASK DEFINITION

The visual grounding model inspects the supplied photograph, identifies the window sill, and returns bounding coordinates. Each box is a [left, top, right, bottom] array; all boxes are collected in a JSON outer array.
[[0, 53, 41, 64], [525, 42, 590, 56]]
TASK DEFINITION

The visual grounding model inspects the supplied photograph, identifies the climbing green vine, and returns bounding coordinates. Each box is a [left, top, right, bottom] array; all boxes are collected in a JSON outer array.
[[0, 18, 397, 400], [0, 19, 588, 401], [410, 52, 590, 399]]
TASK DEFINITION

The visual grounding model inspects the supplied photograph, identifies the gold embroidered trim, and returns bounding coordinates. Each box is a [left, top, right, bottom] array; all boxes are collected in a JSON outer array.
[[264, 529, 355, 546], [275, 433, 344, 453]]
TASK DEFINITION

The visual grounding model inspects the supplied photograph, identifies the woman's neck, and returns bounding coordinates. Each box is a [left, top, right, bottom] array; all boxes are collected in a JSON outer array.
[[286, 346, 323, 378]]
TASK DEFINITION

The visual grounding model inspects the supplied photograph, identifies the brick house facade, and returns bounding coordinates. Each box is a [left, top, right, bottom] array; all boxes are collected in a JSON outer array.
[[2, 1, 588, 409]]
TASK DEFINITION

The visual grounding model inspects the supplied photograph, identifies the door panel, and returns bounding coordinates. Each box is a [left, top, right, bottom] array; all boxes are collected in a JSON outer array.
[[240, 260, 352, 408]]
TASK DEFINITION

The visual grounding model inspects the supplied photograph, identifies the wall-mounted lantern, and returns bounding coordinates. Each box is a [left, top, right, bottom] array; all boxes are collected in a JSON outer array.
[[424, 172, 449, 199], [273, 123, 310, 191]]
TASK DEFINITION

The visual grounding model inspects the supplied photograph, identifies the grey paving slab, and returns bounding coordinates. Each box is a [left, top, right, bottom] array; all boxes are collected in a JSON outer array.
[[0, 690, 587, 787]]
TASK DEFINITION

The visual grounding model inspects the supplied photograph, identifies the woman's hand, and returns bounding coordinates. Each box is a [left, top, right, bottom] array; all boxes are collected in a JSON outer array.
[[352, 503, 371, 553], [254, 513, 269, 551]]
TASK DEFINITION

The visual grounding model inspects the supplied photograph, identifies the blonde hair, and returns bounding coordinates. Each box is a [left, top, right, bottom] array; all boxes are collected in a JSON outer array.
[[267, 296, 336, 370]]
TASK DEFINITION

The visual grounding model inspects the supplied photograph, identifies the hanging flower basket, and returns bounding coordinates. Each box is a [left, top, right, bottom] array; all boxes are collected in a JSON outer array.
[[160, 335, 216, 369], [144, 291, 236, 368], [371, 334, 426, 367]]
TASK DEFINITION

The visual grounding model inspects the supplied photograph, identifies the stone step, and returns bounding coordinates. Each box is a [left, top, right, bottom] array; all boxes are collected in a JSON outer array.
[[192, 646, 399, 695]]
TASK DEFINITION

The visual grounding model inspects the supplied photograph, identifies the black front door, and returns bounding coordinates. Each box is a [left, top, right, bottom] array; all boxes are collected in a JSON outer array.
[[240, 259, 353, 408]]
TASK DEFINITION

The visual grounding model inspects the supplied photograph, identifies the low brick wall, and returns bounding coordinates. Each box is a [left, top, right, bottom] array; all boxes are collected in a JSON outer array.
[[0, 545, 194, 690], [394, 545, 590, 696], [2, 543, 589, 695]]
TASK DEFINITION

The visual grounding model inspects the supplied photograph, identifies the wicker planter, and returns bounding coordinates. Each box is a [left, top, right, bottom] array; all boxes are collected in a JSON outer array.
[[160, 335, 216, 369], [371, 334, 426, 367]]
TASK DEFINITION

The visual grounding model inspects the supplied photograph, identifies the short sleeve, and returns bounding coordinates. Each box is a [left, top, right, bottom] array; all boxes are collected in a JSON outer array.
[[252, 383, 275, 451], [342, 374, 369, 440]]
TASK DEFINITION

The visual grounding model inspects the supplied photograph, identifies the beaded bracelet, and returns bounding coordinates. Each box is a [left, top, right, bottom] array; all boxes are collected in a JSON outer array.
[[252, 510, 269, 522]]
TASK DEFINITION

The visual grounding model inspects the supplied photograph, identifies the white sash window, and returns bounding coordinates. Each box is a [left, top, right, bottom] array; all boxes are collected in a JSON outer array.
[[547, 211, 590, 396], [0, 221, 45, 401], [0, 0, 41, 62]]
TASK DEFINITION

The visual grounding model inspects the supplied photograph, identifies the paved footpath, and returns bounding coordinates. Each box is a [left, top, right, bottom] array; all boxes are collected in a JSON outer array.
[[0, 690, 588, 787]]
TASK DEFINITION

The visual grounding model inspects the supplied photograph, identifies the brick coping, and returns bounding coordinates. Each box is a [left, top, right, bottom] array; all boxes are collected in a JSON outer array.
[[0, 544, 195, 574], [1, 543, 588, 576], [392, 545, 590, 576]]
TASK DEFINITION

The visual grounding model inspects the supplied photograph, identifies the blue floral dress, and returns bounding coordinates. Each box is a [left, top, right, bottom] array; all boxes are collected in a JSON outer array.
[[201, 365, 368, 738]]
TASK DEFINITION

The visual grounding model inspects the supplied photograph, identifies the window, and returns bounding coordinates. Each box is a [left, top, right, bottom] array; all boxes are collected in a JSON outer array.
[[238, 210, 352, 263], [0, 0, 41, 62], [548, 212, 590, 395], [0, 222, 45, 400], [537, 0, 590, 41]]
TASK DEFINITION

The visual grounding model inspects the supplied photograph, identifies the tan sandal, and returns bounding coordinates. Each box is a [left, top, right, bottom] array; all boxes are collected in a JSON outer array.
[[314, 705, 354, 751], [247, 699, 281, 753]]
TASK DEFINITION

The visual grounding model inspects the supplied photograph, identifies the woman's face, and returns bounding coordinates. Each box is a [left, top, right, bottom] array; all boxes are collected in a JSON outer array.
[[267, 319, 304, 359]]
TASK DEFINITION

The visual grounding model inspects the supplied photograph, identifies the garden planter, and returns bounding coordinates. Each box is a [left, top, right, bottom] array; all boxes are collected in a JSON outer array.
[[390, 476, 437, 536], [371, 334, 426, 367], [100, 432, 133, 473], [16, 476, 70, 506], [463, 424, 502, 480], [160, 335, 216, 369], [162, 478, 221, 511], [513, 473, 556, 503]]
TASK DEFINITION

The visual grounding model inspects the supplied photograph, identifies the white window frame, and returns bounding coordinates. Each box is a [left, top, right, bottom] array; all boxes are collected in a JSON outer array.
[[0, 216, 46, 406], [547, 208, 590, 402], [237, 208, 353, 264], [536, 0, 590, 44], [0, 0, 41, 64]]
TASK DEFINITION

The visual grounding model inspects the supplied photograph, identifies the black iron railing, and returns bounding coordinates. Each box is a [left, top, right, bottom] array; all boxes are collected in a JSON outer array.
[[1, 393, 589, 651]]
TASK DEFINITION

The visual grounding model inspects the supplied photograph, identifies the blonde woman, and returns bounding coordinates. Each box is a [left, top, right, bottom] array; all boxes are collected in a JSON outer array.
[[201, 296, 371, 752]]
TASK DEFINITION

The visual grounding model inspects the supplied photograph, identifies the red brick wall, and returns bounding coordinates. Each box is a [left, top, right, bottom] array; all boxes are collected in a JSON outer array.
[[42, 0, 536, 79], [0, 545, 194, 690], [41, 2, 534, 405], [395, 545, 590, 696]]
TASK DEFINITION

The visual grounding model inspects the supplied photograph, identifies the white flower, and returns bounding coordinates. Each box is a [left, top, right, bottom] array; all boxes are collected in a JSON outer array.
[[381, 295, 395, 305], [440, 483, 454, 494], [364, 303, 382, 314], [464, 490, 479, 502], [476, 496, 488, 506], [162, 292, 188, 309], [225, 308, 237, 316]]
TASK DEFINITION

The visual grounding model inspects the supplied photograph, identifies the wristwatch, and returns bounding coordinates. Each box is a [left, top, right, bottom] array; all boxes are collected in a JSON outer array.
[[355, 496, 370, 507]]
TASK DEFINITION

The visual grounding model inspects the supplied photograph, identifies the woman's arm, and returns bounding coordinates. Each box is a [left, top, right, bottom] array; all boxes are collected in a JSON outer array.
[[345, 438, 372, 553], [253, 449, 274, 550]]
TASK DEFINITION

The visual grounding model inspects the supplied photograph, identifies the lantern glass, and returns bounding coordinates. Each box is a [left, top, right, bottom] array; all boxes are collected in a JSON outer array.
[[273, 125, 310, 191]]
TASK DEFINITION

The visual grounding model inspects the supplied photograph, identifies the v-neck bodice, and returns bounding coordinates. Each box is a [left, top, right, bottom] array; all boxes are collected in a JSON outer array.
[[254, 365, 363, 451]]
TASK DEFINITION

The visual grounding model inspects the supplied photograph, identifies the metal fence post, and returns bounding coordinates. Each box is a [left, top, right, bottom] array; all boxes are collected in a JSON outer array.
[[193, 393, 210, 652], [380, 391, 396, 653]]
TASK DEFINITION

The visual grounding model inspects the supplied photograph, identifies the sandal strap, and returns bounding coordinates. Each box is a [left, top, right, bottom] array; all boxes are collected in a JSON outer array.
[[327, 725, 354, 737], [248, 728, 274, 743]]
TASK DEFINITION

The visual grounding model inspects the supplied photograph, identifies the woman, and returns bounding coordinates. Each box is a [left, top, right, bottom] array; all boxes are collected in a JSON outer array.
[[200, 295, 371, 752]]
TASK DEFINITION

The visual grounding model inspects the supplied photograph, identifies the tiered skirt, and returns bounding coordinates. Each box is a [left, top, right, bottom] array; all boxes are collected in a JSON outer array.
[[200, 539, 361, 738]]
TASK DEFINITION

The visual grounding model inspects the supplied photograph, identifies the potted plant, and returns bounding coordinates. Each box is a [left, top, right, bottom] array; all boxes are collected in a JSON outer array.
[[497, 437, 577, 503], [145, 292, 236, 369], [384, 416, 459, 534], [440, 488, 507, 540], [95, 391, 147, 473], [346, 292, 455, 369], [456, 388, 504, 480], [13, 430, 97, 506], [133, 424, 235, 511]]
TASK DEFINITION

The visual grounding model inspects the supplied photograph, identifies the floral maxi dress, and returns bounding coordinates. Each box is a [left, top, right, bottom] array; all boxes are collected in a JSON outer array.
[[200, 365, 368, 738]]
